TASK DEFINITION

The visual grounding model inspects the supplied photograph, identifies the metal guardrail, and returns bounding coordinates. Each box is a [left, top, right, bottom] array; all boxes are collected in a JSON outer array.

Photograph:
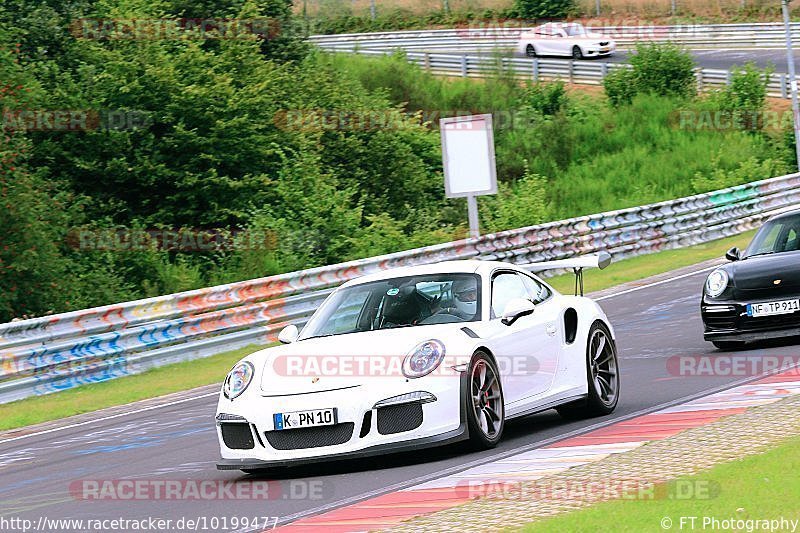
[[2, 172, 800, 404], [310, 23, 800, 98], [309, 22, 800, 51], [341, 49, 796, 99]]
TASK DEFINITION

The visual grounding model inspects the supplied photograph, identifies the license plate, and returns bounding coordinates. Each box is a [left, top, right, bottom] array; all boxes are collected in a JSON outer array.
[[273, 408, 337, 430], [747, 299, 800, 317], [600, 47, 610, 52]]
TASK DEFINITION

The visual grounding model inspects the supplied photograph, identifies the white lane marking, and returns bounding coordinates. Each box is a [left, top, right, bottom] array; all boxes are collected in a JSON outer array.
[[0, 391, 219, 445], [596, 264, 719, 301]]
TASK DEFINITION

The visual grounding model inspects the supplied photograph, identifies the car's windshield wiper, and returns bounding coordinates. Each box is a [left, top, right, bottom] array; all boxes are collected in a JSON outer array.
[[299, 333, 337, 341], [746, 251, 779, 258]]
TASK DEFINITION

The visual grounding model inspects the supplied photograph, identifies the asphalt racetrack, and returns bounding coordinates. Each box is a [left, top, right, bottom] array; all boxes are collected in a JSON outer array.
[[2, 264, 799, 531]]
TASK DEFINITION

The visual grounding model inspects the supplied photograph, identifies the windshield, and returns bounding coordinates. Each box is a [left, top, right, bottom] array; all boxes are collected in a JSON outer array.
[[298, 273, 482, 340], [745, 214, 800, 257], [564, 24, 587, 36]]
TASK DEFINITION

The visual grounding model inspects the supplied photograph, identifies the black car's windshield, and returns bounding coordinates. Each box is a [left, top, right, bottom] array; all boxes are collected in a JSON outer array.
[[745, 214, 800, 258], [299, 273, 481, 340]]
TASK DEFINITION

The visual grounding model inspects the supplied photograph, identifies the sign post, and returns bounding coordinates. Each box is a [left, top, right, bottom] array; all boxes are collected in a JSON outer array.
[[440, 114, 498, 239]]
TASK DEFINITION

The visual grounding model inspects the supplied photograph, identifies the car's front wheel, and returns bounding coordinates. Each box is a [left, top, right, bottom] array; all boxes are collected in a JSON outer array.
[[572, 46, 584, 60], [466, 351, 504, 449], [525, 44, 537, 57], [557, 321, 619, 419]]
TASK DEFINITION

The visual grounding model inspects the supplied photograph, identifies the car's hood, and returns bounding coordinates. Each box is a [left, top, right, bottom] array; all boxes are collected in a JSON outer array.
[[255, 323, 474, 395], [732, 250, 800, 291]]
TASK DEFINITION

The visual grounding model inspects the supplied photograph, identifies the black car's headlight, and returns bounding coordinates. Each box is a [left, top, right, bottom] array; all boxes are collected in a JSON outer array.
[[705, 269, 730, 298], [223, 361, 254, 399]]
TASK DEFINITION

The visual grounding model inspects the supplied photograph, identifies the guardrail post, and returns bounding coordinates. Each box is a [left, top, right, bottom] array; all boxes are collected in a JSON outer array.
[[601, 62, 609, 79], [569, 60, 574, 84], [782, 74, 789, 99], [726, 70, 733, 86], [532, 58, 539, 83], [424, 53, 431, 72], [695, 67, 704, 93], [461, 54, 468, 77]]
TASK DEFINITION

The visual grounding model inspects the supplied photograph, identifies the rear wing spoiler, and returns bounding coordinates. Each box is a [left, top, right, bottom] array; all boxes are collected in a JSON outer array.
[[519, 252, 612, 296]]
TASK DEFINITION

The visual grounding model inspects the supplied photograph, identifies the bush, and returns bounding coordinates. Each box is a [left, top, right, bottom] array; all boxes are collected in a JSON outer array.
[[513, 0, 576, 18], [524, 81, 568, 116], [605, 43, 696, 105], [603, 68, 638, 107], [692, 155, 789, 193], [480, 161, 549, 233], [629, 42, 696, 99], [715, 62, 771, 132]]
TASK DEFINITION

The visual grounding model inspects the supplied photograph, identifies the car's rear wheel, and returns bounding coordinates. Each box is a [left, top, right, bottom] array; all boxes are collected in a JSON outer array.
[[572, 46, 583, 60], [712, 340, 746, 351], [525, 44, 537, 57], [557, 321, 619, 419], [466, 351, 504, 449]]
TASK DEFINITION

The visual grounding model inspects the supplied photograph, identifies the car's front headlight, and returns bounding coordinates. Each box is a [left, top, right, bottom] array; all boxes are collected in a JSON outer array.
[[223, 361, 254, 399], [403, 340, 446, 379], [705, 269, 730, 298]]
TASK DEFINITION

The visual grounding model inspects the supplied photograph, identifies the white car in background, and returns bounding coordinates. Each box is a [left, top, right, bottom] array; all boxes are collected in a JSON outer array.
[[215, 257, 619, 473], [517, 22, 616, 60]]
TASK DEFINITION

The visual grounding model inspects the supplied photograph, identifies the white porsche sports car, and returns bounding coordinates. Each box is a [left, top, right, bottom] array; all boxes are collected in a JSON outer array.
[[516, 22, 616, 59], [216, 257, 619, 472]]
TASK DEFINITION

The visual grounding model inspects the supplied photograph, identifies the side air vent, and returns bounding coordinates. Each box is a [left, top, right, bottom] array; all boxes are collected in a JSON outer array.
[[564, 308, 578, 344]]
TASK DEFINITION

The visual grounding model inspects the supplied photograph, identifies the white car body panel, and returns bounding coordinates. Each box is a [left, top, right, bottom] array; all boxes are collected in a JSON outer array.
[[215, 259, 616, 469], [516, 23, 616, 58]]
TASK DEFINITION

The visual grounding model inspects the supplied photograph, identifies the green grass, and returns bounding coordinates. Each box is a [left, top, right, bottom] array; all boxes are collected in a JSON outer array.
[[0, 344, 266, 431], [0, 230, 757, 433], [521, 434, 800, 532], [546, 230, 755, 295], [322, 52, 791, 229]]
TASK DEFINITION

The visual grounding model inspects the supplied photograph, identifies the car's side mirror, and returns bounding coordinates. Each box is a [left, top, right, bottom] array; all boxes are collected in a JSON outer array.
[[278, 324, 299, 344], [725, 247, 741, 262], [501, 298, 536, 326]]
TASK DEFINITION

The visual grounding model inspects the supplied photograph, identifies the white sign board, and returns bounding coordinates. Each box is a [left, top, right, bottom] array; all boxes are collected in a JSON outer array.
[[440, 114, 497, 198]]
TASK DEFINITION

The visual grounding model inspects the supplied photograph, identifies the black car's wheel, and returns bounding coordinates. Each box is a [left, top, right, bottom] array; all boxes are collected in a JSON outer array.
[[525, 44, 537, 57], [712, 340, 746, 351], [558, 321, 619, 419], [466, 351, 504, 449], [572, 46, 584, 60]]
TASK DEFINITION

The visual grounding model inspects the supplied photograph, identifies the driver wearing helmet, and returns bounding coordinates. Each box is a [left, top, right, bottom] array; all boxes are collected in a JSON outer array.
[[447, 277, 479, 320]]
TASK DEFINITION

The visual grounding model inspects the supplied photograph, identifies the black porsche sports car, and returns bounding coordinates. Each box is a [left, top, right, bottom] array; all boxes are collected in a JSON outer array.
[[702, 209, 800, 350]]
